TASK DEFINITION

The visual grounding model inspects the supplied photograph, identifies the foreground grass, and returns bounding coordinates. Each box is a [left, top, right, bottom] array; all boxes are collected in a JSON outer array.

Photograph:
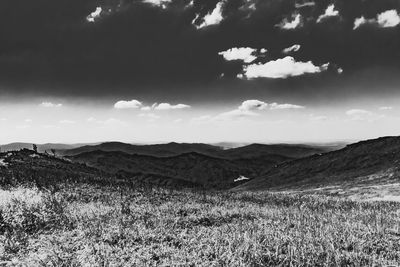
[[1, 184, 400, 266]]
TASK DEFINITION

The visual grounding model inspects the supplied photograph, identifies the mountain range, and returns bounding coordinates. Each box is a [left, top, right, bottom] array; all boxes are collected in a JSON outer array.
[[235, 136, 400, 200]]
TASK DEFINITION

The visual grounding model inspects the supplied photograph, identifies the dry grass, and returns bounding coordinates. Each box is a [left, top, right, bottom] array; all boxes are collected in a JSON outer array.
[[1, 184, 400, 266]]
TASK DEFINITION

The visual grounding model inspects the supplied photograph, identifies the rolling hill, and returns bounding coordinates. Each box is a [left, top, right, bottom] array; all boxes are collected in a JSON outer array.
[[0, 142, 97, 153], [68, 150, 293, 187], [235, 136, 400, 199], [60, 141, 335, 159], [0, 149, 106, 186], [60, 142, 224, 157]]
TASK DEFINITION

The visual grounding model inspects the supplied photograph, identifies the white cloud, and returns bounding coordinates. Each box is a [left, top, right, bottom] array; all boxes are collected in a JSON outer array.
[[143, 0, 171, 9], [194, 2, 224, 29], [194, 100, 305, 122], [40, 102, 62, 108], [317, 4, 339, 23], [354, 10, 400, 29], [377, 10, 400, 27], [295, 1, 315, 8], [25, 119, 33, 123], [114, 100, 142, 109], [154, 103, 191, 110], [86, 7, 102, 23], [346, 109, 384, 122], [353, 16, 371, 29], [216, 109, 258, 120], [238, 100, 269, 111], [270, 103, 304, 109], [278, 14, 302, 30], [346, 109, 371, 116], [282, 44, 301, 54], [218, 47, 257, 63], [379, 106, 393, 110], [241, 56, 329, 79], [173, 118, 183, 123]]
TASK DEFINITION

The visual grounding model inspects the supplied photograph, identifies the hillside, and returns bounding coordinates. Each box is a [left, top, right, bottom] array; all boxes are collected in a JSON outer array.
[[236, 136, 400, 199], [61, 141, 335, 159], [60, 142, 224, 157], [0, 143, 96, 153], [219, 143, 331, 159], [68, 150, 292, 187], [0, 149, 106, 186]]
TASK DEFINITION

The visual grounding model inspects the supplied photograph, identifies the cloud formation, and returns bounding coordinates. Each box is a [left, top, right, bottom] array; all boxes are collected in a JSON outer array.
[[86, 7, 102, 23], [0, 0, 400, 104], [206, 100, 305, 121], [346, 109, 384, 122], [154, 103, 191, 110], [218, 47, 258, 63], [193, 1, 224, 29], [40, 102, 62, 108], [114, 100, 142, 109], [354, 10, 400, 29], [282, 44, 301, 54], [238, 100, 304, 111], [317, 5, 339, 23], [278, 14, 302, 30], [241, 57, 329, 79]]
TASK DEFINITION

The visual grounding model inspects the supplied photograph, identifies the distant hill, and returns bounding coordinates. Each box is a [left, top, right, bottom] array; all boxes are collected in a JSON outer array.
[[0, 149, 201, 188], [62, 141, 340, 188], [60, 142, 224, 157], [0, 142, 98, 153], [235, 136, 400, 194], [219, 143, 331, 159], [68, 150, 293, 188], [61, 141, 337, 159]]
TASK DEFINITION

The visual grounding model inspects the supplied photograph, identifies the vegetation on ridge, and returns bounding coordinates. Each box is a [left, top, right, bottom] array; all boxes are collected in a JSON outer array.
[[1, 184, 400, 266]]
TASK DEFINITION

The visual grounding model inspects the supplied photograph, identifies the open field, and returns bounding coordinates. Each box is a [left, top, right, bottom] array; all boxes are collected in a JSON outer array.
[[1, 184, 400, 266]]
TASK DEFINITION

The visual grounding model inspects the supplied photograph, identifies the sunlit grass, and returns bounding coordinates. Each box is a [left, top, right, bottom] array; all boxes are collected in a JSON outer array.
[[1, 184, 400, 266]]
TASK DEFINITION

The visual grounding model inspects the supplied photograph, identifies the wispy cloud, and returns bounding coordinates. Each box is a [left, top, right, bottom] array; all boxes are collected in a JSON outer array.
[[278, 14, 302, 30], [193, 1, 224, 29], [153, 103, 191, 110], [282, 44, 301, 54], [192, 100, 304, 122], [40, 102, 62, 108], [317, 4, 339, 23], [346, 109, 384, 122]]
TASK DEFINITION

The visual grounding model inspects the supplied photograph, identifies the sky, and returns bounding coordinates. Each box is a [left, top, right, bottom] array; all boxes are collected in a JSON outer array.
[[1, 0, 400, 144]]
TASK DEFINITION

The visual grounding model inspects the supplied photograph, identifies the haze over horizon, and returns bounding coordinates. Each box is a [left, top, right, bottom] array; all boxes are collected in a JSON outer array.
[[1, 0, 400, 143]]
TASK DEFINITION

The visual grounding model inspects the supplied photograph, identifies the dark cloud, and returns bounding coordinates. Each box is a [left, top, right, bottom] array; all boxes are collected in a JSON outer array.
[[0, 0, 399, 102]]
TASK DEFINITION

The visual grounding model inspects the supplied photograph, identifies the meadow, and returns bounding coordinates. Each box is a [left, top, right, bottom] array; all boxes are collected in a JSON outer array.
[[1, 183, 400, 266]]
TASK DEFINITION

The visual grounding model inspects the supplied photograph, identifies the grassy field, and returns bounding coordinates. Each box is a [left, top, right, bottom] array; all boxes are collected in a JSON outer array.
[[1, 184, 400, 266]]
